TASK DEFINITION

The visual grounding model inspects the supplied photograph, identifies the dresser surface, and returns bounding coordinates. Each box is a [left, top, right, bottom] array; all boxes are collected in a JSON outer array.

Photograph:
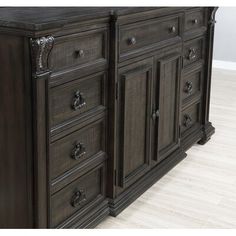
[[0, 7, 217, 228]]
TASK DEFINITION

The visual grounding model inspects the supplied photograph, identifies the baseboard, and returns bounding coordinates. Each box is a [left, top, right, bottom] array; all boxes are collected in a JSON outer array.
[[213, 60, 236, 71]]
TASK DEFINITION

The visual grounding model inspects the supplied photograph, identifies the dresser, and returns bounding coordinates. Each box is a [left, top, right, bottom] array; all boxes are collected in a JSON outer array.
[[0, 7, 217, 228]]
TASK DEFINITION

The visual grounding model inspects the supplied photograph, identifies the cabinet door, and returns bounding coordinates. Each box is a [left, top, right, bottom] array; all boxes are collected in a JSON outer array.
[[117, 59, 153, 188], [153, 53, 181, 163]]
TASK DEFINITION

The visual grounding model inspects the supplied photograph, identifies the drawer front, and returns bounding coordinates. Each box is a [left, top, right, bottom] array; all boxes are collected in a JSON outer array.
[[49, 28, 108, 72], [51, 163, 106, 228], [182, 68, 202, 104], [50, 72, 107, 128], [181, 103, 201, 135], [183, 37, 204, 68], [119, 15, 180, 57], [50, 118, 105, 180], [185, 8, 205, 32]]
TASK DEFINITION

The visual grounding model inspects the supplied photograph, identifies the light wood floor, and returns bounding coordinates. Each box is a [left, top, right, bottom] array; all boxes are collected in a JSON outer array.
[[97, 68, 236, 228]]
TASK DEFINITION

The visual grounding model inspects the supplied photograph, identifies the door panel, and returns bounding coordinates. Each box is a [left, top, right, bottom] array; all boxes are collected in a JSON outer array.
[[117, 59, 153, 188], [154, 53, 181, 162]]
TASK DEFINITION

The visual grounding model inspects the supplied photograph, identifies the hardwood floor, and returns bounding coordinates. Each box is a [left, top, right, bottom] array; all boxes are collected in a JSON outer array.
[[97, 68, 236, 228]]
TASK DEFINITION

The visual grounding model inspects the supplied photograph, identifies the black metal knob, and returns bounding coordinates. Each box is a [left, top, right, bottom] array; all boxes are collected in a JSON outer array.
[[128, 37, 136, 45], [72, 90, 86, 110], [187, 47, 196, 61], [184, 81, 193, 94], [71, 142, 86, 160], [169, 26, 176, 33], [193, 19, 198, 24], [75, 49, 85, 58], [183, 114, 192, 128], [152, 110, 160, 120], [71, 189, 87, 207]]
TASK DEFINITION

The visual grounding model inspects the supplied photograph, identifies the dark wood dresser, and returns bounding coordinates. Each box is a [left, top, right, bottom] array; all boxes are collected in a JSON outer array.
[[0, 7, 217, 228]]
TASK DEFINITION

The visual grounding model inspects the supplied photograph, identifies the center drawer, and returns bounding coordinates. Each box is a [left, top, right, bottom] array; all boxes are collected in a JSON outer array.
[[50, 118, 106, 180], [50, 72, 107, 129], [119, 14, 180, 58]]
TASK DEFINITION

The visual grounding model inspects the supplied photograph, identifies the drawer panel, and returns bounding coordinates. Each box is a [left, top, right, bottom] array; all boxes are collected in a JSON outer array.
[[181, 103, 201, 135], [183, 37, 204, 68], [119, 15, 180, 57], [50, 118, 106, 180], [49, 28, 108, 72], [182, 68, 203, 104], [50, 72, 107, 128], [185, 8, 205, 32], [51, 163, 106, 228]]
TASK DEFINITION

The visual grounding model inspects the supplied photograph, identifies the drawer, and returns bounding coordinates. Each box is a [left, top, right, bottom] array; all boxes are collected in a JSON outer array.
[[119, 15, 180, 58], [181, 103, 201, 135], [50, 72, 107, 128], [49, 28, 108, 72], [185, 8, 205, 32], [183, 37, 205, 68], [182, 68, 203, 105], [51, 162, 106, 228], [50, 118, 106, 180]]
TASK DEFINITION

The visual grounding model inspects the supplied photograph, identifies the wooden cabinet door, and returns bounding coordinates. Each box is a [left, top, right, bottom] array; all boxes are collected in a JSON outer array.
[[153, 53, 181, 163], [117, 59, 153, 188]]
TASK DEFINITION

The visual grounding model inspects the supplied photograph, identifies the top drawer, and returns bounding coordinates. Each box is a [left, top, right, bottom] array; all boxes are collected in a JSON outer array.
[[185, 8, 206, 32], [49, 28, 108, 73], [119, 14, 181, 59]]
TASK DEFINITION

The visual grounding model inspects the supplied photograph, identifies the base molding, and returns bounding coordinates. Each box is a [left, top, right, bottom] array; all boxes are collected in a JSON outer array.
[[198, 122, 215, 145], [108, 148, 187, 217]]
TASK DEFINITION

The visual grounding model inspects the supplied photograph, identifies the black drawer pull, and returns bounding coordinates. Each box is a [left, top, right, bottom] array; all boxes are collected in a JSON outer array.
[[184, 81, 193, 94], [128, 37, 136, 45], [169, 26, 176, 33], [187, 47, 197, 61], [72, 90, 86, 110], [71, 142, 86, 160], [75, 49, 85, 58], [71, 189, 87, 207], [183, 114, 192, 128]]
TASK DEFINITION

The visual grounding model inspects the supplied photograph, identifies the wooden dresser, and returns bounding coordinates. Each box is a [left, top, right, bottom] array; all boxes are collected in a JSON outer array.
[[0, 7, 217, 228]]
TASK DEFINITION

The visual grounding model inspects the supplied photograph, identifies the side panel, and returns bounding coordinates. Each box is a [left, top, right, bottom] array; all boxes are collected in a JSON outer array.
[[0, 34, 33, 228]]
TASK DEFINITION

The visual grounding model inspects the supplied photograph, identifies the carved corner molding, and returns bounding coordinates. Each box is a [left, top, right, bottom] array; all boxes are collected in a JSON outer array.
[[208, 7, 218, 26], [30, 36, 54, 80]]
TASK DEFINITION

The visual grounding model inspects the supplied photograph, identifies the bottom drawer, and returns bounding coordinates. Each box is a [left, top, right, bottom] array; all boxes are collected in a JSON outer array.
[[181, 102, 201, 136], [50, 162, 106, 228]]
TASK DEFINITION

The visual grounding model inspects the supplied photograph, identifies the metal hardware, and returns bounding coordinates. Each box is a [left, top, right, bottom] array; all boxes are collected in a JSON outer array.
[[152, 110, 160, 120], [193, 19, 198, 24], [128, 37, 136, 45], [75, 49, 85, 58], [71, 142, 86, 160], [72, 90, 86, 110], [184, 81, 193, 94], [183, 114, 192, 128], [169, 26, 176, 33], [71, 189, 87, 207], [187, 47, 197, 61]]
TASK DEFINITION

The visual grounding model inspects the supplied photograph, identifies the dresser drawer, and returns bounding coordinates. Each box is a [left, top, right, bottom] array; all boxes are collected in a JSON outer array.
[[51, 162, 106, 228], [183, 37, 205, 68], [50, 72, 107, 128], [119, 15, 180, 58], [185, 8, 205, 32], [49, 28, 108, 72], [50, 118, 106, 180], [181, 103, 201, 135], [182, 68, 203, 105]]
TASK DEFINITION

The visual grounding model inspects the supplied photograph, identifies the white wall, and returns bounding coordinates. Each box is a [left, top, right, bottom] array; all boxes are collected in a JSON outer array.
[[213, 7, 236, 63]]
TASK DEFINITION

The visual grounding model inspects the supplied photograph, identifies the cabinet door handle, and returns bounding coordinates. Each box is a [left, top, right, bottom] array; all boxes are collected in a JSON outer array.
[[183, 114, 192, 128], [71, 142, 86, 160], [184, 81, 193, 94], [152, 110, 160, 120], [71, 189, 87, 207], [187, 48, 197, 61], [128, 37, 136, 45], [72, 90, 86, 110], [75, 49, 85, 58]]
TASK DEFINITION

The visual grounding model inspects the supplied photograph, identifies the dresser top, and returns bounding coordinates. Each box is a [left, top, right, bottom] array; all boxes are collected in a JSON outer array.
[[0, 7, 164, 31]]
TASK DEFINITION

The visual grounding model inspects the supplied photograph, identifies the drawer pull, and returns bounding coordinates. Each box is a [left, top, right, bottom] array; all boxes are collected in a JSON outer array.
[[192, 19, 198, 24], [71, 189, 87, 207], [128, 37, 137, 45], [75, 49, 85, 58], [72, 90, 86, 110], [71, 142, 86, 160], [184, 81, 193, 94], [183, 114, 192, 128], [187, 47, 197, 61], [169, 26, 176, 33], [152, 110, 160, 120]]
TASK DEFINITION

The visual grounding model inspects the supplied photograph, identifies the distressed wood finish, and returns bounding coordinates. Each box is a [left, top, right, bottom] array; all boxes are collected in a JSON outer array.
[[0, 7, 217, 228]]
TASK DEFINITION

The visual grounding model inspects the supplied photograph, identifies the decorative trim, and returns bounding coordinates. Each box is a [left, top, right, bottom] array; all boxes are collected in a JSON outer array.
[[208, 7, 218, 26], [30, 36, 54, 79]]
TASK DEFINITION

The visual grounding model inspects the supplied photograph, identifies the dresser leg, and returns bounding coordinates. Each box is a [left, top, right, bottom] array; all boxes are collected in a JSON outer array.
[[198, 122, 215, 145]]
